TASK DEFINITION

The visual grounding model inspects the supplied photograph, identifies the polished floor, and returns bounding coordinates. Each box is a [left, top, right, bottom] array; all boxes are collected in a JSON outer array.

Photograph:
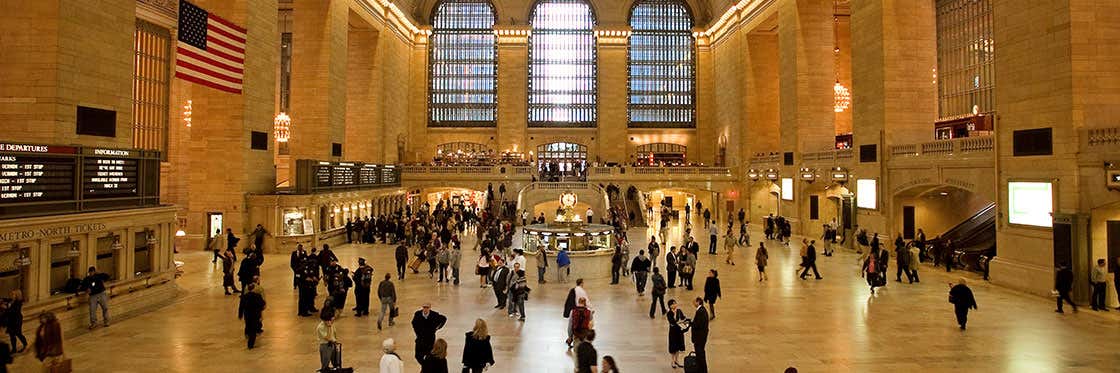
[[11, 216, 1120, 372]]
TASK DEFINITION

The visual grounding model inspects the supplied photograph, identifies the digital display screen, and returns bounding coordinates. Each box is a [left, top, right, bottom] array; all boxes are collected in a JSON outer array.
[[1008, 181, 1053, 227], [309, 162, 399, 191], [82, 157, 139, 198], [856, 179, 877, 209], [781, 178, 793, 201]]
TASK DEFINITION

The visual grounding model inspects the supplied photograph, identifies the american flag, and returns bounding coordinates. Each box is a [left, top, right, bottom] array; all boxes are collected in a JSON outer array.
[[175, 0, 246, 94]]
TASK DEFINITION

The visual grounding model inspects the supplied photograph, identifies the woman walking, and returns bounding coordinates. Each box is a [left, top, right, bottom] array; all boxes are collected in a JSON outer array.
[[601, 356, 620, 373], [3, 290, 26, 353], [666, 299, 689, 369], [723, 232, 737, 265], [420, 338, 448, 373], [222, 250, 240, 295], [476, 252, 491, 288], [703, 270, 722, 319], [462, 319, 495, 373], [755, 243, 769, 281], [863, 251, 884, 294], [33, 312, 63, 368]]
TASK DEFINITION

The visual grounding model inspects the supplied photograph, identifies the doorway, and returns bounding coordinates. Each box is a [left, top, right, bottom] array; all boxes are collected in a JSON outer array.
[[207, 212, 223, 238], [903, 206, 916, 239]]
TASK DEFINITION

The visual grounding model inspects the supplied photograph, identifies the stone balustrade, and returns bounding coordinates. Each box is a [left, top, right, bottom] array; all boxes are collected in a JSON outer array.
[[888, 136, 994, 159], [1086, 127, 1120, 148]]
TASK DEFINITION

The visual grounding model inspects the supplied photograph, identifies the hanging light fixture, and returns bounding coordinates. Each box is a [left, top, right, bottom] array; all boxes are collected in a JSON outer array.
[[832, 11, 850, 113], [182, 100, 193, 127], [274, 112, 292, 142]]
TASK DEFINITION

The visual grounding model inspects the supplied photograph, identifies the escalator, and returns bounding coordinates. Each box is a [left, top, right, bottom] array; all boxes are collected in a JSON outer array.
[[928, 202, 996, 273], [624, 186, 648, 227]]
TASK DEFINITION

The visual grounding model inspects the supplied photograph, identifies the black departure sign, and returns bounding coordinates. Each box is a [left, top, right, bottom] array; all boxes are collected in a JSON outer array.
[[296, 160, 400, 193], [0, 143, 159, 219]]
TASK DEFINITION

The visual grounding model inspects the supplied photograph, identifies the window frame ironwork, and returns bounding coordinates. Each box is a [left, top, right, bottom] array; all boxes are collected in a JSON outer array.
[[428, 0, 499, 128], [528, 0, 598, 128], [132, 19, 172, 160], [935, 0, 994, 120], [627, 0, 696, 128]]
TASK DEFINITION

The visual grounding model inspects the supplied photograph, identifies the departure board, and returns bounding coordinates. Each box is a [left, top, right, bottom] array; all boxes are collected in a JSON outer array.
[[297, 160, 400, 193], [0, 155, 77, 202], [0, 143, 159, 218]]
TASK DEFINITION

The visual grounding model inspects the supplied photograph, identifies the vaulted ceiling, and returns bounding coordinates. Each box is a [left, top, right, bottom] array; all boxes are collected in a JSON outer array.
[[395, 0, 725, 27]]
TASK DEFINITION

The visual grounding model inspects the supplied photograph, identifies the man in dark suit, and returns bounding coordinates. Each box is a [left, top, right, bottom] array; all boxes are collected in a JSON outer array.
[[690, 297, 710, 372], [491, 262, 511, 309], [799, 240, 823, 280], [410, 302, 447, 364]]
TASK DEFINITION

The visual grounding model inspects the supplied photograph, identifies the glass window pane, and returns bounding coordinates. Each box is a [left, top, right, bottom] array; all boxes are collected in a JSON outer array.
[[936, 0, 994, 119], [627, 0, 695, 128], [429, 0, 498, 127], [529, 0, 597, 128]]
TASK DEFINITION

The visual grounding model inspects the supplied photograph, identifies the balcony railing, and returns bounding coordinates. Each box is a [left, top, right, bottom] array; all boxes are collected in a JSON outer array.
[[888, 136, 994, 158], [801, 149, 854, 162], [1087, 127, 1120, 148]]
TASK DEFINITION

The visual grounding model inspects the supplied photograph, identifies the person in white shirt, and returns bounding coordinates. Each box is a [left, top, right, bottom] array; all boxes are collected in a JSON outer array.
[[1090, 259, 1109, 311], [317, 317, 341, 371], [574, 281, 592, 311], [585, 208, 593, 223], [511, 249, 527, 270], [379, 338, 404, 373]]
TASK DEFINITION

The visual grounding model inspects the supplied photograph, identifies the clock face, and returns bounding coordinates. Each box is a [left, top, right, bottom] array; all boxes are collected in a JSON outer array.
[[560, 193, 577, 208]]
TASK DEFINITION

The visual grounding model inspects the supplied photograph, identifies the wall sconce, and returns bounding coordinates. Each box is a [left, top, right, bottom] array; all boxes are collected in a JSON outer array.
[[65, 237, 80, 258], [800, 167, 818, 183], [12, 244, 30, 267], [274, 112, 291, 142], [830, 167, 849, 184], [747, 169, 760, 181], [764, 169, 779, 181], [175, 230, 186, 237]]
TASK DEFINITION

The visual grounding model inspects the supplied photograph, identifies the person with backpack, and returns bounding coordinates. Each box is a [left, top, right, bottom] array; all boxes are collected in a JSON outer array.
[[631, 250, 652, 296], [568, 297, 593, 348], [649, 267, 668, 318], [237, 283, 266, 349], [508, 265, 529, 321], [353, 258, 374, 317], [436, 247, 451, 283]]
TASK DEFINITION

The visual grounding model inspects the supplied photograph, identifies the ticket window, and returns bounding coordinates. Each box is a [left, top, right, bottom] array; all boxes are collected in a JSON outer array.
[[95, 235, 117, 281], [134, 231, 152, 276], [49, 241, 80, 296], [0, 245, 30, 300]]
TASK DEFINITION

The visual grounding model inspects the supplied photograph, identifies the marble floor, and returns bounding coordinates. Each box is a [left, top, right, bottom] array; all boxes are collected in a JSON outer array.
[[11, 217, 1120, 373]]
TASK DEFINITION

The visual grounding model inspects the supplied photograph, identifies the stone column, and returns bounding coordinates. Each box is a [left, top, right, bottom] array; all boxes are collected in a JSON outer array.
[[778, 0, 836, 155], [596, 29, 630, 164], [495, 28, 529, 157], [181, 0, 278, 244], [346, 25, 381, 163], [290, 0, 348, 164], [744, 32, 781, 155], [711, 31, 743, 167]]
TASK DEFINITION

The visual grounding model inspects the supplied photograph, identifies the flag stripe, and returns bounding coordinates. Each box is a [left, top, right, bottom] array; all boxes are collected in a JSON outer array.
[[175, 71, 242, 94], [205, 33, 245, 55], [206, 21, 246, 44], [174, 64, 243, 90], [176, 59, 244, 85], [208, 13, 247, 34], [178, 44, 243, 69], [177, 52, 244, 77]]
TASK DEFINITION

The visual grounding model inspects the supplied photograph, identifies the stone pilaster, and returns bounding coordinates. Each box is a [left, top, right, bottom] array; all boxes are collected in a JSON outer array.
[[778, 0, 836, 155], [346, 26, 381, 163], [495, 27, 529, 156], [596, 28, 630, 164], [290, 0, 348, 163]]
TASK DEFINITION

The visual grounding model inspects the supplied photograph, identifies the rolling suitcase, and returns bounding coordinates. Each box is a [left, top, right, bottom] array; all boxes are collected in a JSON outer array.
[[408, 256, 423, 272], [320, 343, 353, 373], [682, 352, 701, 373]]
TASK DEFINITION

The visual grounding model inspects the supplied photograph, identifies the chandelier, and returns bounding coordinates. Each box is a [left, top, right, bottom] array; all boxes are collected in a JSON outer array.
[[274, 112, 291, 142], [182, 100, 193, 127], [833, 81, 850, 113]]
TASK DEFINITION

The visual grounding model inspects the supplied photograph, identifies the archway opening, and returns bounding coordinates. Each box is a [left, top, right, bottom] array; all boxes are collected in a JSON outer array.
[[892, 184, 995, 272], [537, 142, 588, 181]]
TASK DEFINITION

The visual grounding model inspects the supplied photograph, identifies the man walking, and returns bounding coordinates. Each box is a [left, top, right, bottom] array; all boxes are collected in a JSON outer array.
[[353, 258, 373, 317], [395, 244, 409, 280], [708, 223, 719, 255], [948, 278, 978, 330], [690, 297, 710, 373], [631, 250, 652, 296], [491, 261, 511, 309], [535, 245, 549, 284], [649, 267, 667, 318], [799, 240, 823, 280], [82, 266, 111, 329], [411, 302, 447, 364], [1055, 263, 1077, 313], [377, 274, 397, 330]]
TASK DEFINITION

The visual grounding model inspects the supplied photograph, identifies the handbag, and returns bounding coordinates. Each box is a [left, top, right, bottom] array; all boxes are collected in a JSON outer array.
[[390, 306, 399, 318]]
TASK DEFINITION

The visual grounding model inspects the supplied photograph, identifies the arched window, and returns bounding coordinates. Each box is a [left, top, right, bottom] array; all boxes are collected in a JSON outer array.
[[628, 0, 695, 128], [429, 0, 498, 127], [529, 0, 597, 127]]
